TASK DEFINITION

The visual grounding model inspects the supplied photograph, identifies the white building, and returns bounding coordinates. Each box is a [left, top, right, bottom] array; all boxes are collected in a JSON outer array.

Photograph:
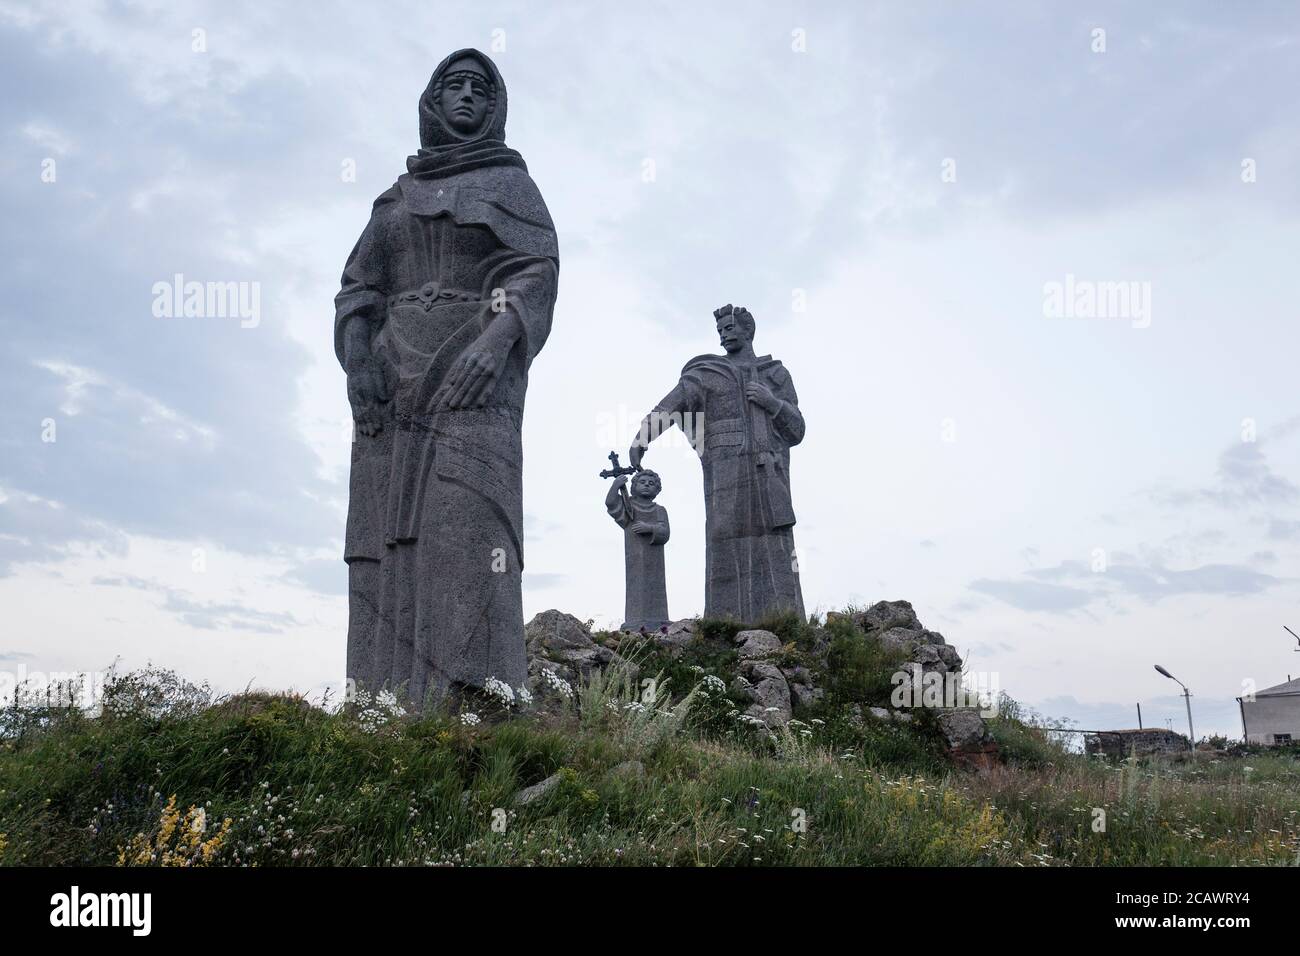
[[1238, 677, 1300, 745]]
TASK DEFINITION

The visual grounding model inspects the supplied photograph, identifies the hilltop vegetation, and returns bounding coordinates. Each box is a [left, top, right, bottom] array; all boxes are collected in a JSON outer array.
[[2, 614, 1299, 867]]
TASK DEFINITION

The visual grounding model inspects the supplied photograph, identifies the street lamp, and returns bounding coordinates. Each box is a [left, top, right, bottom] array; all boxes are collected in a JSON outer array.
[[1154, 664, 1195, 750]]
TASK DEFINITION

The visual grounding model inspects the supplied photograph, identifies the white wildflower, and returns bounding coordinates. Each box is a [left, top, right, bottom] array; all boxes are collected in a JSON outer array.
[[484, 676, 515, 707], [540, 668, 574, 699]]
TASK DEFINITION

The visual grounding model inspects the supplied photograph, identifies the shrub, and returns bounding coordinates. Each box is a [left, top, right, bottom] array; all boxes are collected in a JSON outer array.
[[820, 617, 909, 707], [576, 651, 698, 755], [985, 693, 1072, 769]]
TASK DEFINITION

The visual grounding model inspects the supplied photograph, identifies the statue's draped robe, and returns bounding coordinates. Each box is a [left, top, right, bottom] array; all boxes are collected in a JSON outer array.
[[652, 355, 805, 622], [606, 494, 670, 630], [336, 49, 558, 704]]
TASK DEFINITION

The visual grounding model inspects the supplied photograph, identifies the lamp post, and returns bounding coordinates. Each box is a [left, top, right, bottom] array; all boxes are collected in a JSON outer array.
[[1154, 664, 1195, 750]]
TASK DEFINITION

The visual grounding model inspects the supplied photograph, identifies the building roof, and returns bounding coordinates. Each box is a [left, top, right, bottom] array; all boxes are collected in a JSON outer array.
[[1255, 677, 1300, 698]]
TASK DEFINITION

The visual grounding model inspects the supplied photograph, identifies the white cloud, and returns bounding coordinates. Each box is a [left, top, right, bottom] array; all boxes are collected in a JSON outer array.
[[20, 120, 71, 155], [34, 359, 217, 446]]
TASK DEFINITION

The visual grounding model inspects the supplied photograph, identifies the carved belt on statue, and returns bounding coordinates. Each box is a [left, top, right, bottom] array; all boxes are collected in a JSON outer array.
[[379, 293, 484, 388], [388, 282, 478, 310], [705, 417, 746, 452], [703, 419, 774, 466]]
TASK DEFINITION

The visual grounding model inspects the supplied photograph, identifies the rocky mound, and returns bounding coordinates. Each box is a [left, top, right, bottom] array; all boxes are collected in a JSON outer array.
[[524, 599, 995, 766]]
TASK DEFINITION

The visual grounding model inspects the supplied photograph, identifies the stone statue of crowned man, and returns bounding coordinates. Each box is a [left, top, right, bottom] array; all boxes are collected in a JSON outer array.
[[335, 49, 559, 707], [629, 305, 805, 622]]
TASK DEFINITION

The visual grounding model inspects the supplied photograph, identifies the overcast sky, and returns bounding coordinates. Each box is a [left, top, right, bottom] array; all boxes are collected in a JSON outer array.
[[3, 0, 1299, 736]]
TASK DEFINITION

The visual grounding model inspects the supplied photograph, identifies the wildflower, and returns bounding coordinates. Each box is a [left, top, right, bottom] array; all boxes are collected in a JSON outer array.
[[700, 675, 727, 696], [484, 676, 516, 707], [540, 668, 574, 699]]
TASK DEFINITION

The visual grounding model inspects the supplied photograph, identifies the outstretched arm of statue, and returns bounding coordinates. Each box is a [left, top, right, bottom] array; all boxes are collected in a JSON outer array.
[[628, 415, 652, 470], [629, 381, 693, 469]]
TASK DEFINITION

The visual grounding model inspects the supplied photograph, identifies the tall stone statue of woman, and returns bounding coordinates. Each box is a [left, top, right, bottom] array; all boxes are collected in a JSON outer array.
[[335, 49, 559, 708]]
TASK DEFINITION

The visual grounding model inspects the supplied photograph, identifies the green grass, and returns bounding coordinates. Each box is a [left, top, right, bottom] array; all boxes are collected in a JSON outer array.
[[819, 615, 910, 708], [2, 666, 1299, 867]]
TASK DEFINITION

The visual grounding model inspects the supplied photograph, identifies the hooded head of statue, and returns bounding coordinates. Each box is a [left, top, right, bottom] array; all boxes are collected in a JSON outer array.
[[398, 49, 554, 258], [419, 49, 508, 148]]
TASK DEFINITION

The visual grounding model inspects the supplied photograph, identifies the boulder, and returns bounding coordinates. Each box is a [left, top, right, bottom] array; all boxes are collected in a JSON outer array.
[[525, 609, 621, 685], [846, 602, 963, 675], [734, 628, 783, 660], [936, 644, 963, 669], [514, 772, 562, 806], [913, 645, 942, 665], [738, 659, 792, 726], [783, 664, 821, 711], [526, 659, 576, 704], [936, 709, 990, 751], [729, 674, 755, 707], [855, 600, 922, 634], [789, 682, 822, 710], [861, 706, 913, 725], [740, 659, 785, 684], [936, 711, 999, 770], [781, 664, 812, 684], [650, 618, 697, 657], [880, 626, 922, 653]]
